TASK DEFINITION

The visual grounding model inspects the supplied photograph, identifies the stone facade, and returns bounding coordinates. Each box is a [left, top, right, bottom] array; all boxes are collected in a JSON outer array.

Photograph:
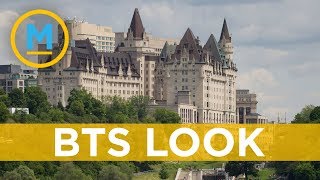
[[38, 38, 143, 107], [236, 89, 268, 124], [154, 19, 238, 124], [115, 8, 178, 99]]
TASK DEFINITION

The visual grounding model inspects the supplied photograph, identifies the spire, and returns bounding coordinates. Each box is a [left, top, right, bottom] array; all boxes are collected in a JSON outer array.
[[118, 63, 123, 76], [127, 64, 132, 76], [219, 18, 231, 43], [183, 28, 197, 43], [90, 59, 94, 71], [128, 8, 145, 39], [160, 41, 169, 58], [204, 34, 222, 61], [86, 57, 89, 71], [100, 54, 104, 67], [174, 28, 201, 60]]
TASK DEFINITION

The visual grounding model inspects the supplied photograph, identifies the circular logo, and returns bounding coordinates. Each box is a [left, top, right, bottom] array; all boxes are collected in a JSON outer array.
[[10, 9, 69, 69]]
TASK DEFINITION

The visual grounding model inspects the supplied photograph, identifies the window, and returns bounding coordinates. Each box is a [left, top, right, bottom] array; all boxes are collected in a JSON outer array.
[[7, 81, 12, 86]]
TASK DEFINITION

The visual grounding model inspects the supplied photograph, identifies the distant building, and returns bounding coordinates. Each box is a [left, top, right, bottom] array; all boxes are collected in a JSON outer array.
[[0, 65, 37, 93], [62, 19, 115, 52], [175, 167, 229, 180], [8, 108, 29, 114], [236, 89, 268, 124]]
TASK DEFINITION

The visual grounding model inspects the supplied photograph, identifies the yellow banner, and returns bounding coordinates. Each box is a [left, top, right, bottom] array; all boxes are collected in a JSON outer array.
[[0, 124, 319, 161]]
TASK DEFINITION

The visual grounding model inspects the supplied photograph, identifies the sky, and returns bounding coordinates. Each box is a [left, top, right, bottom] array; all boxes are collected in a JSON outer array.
[[0, 0, 319, 121]]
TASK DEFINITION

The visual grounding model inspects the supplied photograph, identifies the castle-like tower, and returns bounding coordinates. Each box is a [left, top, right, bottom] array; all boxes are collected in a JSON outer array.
[[154, 20, 238, 123]]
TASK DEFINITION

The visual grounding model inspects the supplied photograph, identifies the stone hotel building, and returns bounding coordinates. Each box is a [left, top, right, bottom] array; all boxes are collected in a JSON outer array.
[[38, 8, 240, 123]]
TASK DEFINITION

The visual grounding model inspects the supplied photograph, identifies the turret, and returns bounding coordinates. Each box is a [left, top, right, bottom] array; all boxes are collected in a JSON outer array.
[[86, 57, 89, 72], [118, 63, 123, 76], [219, 19, 234, 63], [90, 59, 94, 71], [100, 54, 104, 67], [127, 64, 132, 77]]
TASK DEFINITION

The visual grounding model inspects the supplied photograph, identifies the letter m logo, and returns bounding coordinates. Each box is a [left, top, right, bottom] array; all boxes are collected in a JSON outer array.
[[26, 24, 53, 50]]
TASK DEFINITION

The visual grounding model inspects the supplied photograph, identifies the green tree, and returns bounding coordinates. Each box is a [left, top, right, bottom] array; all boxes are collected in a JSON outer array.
[[225, 161, 258, 180], [128, 95, 149, 120], [0, 101, 9, 123], [54, 162, 91, 180], [292, 163, 316, 180], [159, 165, 169, 179], [154, 108, 181, 123], [67, 89, 100, 115], [112, 113, 129, 123], [105, 96, 129, 123], [15, 165, 37, 180], [0, 93, 10, 107], [3, 170, 22, 180], [310, 106, 320, 121], [98, 165, 128, 180], [8, 88, 25, 107], [3, 165, 36, 180], [13, 111, 39, 123], [292, 105, 315, 123], [57, 101, 64, 111], [24, 87, 50, 114], [69, 100, 85, 116], [0, 88, 6, 95], [48, 108, 65, 122]]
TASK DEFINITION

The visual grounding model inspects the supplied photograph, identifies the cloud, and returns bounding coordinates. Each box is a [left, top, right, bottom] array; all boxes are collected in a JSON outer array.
[[238, 68, 277, 89], [0, 10, 21, 65], [289, 61, 320, 77], [0, 10, 36, 66]]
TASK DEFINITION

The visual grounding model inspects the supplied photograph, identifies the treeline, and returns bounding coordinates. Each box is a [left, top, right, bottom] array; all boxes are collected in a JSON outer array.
[[0, 161, 160, 180], [0, 87, 180, 124], [0, 87, 180, 179]]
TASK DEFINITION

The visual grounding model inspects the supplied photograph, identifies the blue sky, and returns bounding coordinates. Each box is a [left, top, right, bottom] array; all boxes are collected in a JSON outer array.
[[0, 0, 319, 121]]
